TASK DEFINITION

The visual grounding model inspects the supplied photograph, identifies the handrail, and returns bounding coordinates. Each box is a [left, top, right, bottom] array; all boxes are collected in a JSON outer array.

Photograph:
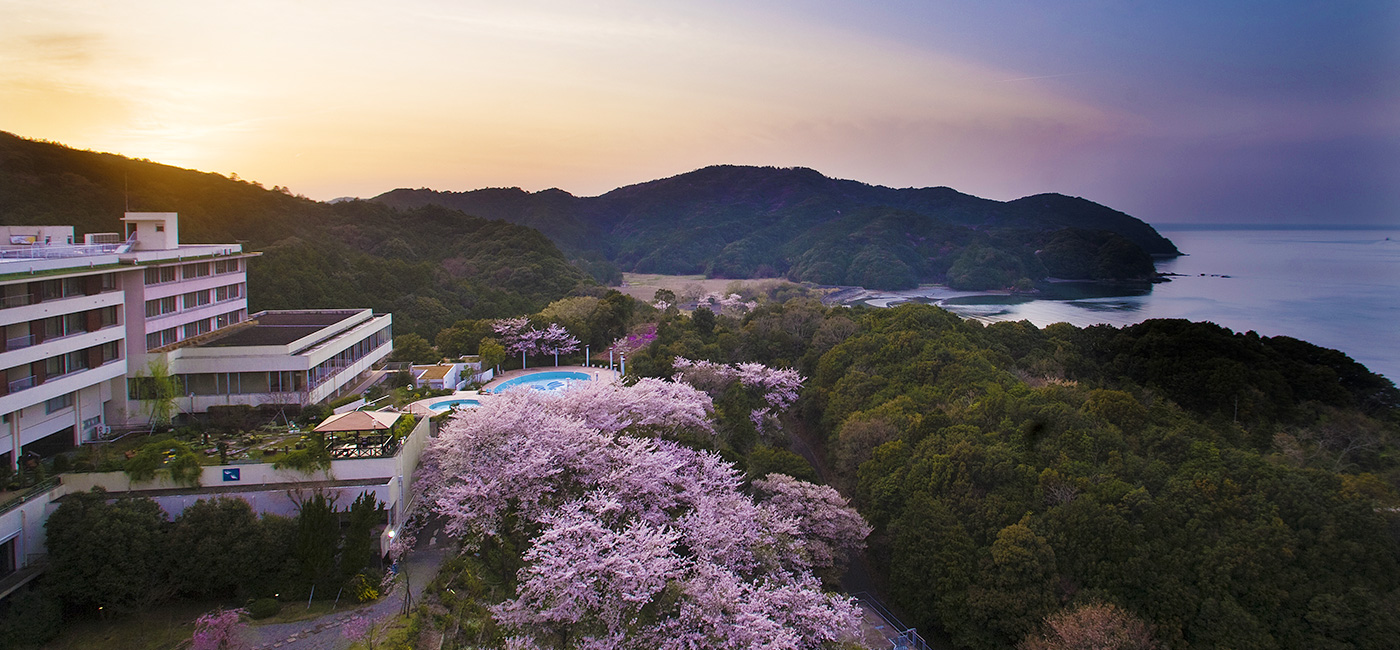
[[7, 376, 35, 393], [0, 294, 31, 309], [0, 476, 61, 516]]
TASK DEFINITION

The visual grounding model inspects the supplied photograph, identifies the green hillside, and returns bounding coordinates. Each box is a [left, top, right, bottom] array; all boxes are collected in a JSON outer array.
[[375, 164, 1179, 290], [0, 132, 596, 338]]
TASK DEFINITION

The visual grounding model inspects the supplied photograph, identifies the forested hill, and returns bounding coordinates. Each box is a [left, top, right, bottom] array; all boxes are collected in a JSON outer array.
[[374, 164, 1181, 290], [619, 302, 1400, 650], [0, 131, 595, 338]]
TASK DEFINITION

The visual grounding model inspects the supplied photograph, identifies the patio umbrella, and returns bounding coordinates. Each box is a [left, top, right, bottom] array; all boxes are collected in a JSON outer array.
[[313, 410, 401, 433]]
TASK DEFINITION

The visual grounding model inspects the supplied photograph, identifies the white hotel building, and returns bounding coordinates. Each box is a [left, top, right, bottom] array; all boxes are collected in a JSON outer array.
[[0, 213, 392, 468]]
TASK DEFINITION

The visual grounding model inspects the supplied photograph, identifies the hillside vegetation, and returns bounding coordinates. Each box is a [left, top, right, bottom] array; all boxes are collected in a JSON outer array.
[[376, 164, 1178, 290], [0, 132, 595, 338], [616, 300, 1400, 650]]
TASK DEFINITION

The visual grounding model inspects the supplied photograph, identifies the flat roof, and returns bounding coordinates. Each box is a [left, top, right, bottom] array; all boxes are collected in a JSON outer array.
[[419, 365, 453, 380], [199, 310, 362, 348]]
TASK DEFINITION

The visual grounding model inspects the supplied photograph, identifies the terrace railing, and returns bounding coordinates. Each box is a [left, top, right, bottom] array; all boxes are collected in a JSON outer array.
[[0, 476, 61, 516], [851, 592, 932, 650], [327, 434, 402, 459]]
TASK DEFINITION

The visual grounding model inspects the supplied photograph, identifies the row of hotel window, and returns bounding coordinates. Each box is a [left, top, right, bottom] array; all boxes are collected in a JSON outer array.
[[2, 342, 121, 396], [142, 259, 241, 285], [3, 307, 120, 351], [129, 370, 305, 398], [308, 327, 392, 387], [129, 326, 392, 398], [145, 310, 246, 350], [144, 283, 244, 318], [1, 274, 119, 308]]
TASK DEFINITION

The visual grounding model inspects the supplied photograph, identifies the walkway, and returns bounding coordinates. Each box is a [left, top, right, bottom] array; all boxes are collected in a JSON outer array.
[[250, 523, 453, 650]]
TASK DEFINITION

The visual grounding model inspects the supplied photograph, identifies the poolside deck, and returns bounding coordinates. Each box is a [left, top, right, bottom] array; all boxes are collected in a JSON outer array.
[[406, 365, 620, 416]]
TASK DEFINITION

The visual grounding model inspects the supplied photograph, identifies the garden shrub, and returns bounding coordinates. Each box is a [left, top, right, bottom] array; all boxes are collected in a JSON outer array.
[[246, 597, 281, 619], [124, 437, 201, 486], [0, 587, 62, 647]]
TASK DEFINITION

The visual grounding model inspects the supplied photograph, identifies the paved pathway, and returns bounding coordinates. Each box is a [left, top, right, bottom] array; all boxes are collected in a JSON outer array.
[[250, 527, 452, 650]]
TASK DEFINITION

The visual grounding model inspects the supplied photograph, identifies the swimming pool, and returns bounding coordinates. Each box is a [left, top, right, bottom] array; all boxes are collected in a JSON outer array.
[[488, 370, 591, 393], [428, 398, 481, 412]]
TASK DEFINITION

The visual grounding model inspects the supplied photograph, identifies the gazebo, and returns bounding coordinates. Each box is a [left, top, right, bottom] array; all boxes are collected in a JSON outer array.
[[313, 410, 404, 458]]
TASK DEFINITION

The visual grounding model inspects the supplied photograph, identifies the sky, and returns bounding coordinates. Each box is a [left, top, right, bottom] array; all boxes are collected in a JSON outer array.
[[1, 0, 1397, 225]]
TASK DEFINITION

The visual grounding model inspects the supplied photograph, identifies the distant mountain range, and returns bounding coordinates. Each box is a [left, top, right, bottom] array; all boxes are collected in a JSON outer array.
[[0, 129, 1180, 314], [375, 164, 1179, 290]]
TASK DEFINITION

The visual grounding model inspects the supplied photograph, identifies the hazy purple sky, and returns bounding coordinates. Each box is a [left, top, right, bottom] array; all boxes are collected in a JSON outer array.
[[2, 1, 1396, 224]]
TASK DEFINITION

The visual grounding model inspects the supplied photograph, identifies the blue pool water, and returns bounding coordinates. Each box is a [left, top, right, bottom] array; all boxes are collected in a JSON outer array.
[[488, 371, 591, 393], [428, 398, 480, 411]]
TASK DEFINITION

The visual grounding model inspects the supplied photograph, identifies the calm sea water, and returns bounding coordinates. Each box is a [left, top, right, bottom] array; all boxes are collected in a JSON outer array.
[[853, 228, 1400, 383]]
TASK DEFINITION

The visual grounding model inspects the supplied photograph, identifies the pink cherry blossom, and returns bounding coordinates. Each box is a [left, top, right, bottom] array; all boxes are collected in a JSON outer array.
[[191, 608, 249, 650], [672, 358, 805, 434], [415, 378, 868, 649]]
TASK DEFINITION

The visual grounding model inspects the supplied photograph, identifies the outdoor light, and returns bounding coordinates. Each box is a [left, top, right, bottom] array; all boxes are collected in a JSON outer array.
[[387, 529, 396, 538]]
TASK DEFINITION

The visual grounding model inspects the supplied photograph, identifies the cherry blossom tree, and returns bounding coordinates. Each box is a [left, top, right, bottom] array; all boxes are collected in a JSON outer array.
[[540, 322, 581, 366], [673, 358, 805, 434], [753, 473, 872, 571], [697, 292, 759, 317], [416, 379, 868, 649], [493, 317, 543, 369], [191, 608, 249, 650]]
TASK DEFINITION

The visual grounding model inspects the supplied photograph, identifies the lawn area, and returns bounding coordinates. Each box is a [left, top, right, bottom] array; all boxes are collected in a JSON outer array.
[[37, 598, 373, 650], [39, 600, 211, 650]]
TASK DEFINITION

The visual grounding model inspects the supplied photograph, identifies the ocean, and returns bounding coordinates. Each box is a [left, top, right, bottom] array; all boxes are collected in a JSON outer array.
[[847, 227, 1400, 384]]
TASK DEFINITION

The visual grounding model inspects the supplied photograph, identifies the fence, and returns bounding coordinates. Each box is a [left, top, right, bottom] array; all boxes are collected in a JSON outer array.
[[852, 592, 932, 650]]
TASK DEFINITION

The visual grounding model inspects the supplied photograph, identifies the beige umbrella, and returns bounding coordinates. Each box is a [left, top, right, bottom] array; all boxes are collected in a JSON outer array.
[[312, 410, 401, 433]]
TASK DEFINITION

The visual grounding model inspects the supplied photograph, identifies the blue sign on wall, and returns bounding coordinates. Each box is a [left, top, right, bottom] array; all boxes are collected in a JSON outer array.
[[222, 468, 241, 482]]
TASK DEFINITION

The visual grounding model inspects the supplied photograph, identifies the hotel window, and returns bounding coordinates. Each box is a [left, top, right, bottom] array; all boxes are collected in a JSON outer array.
[[181, 263, 210, 279], [101, 341, 119, 363], [144, 266, 177, 285], [215, 284, 242, 302], [45, 351, 87, 378], [145, 296, 178, 318], [182, 319, 211, 338], [214, 259, 240, 274], [182, 290, 211, 309], [45, 393, 74, 414], [215, 310, 243, 328], [101, 273, 117, 291], [146, 327, 178, 350]]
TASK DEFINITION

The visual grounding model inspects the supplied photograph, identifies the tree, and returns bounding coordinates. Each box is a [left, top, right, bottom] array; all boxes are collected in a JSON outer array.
[[751, 473, 871, 571], [415, 382, 867, 648], [168, 498, 264, 598], [191, 608, 251, 650], [45, 488, 171, 613], [965, 517, 1060, 649], [390, 333, 437, 364], [293, 492, 340, 596], [540, 322, 581, 366], [131, 359, 181, 428], [672, 358, 805, 435], [341, 491, 384, 583], [1020, 602, 1159, 650], [493, 317, 543, 369], [478, 337, 507, 373]]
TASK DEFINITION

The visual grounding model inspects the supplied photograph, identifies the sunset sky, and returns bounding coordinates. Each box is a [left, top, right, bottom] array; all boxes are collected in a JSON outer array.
[[2, 0, 1396, 224]]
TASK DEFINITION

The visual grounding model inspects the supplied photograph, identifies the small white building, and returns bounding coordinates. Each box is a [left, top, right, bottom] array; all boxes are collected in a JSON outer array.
[[413, 363, 461, 390]]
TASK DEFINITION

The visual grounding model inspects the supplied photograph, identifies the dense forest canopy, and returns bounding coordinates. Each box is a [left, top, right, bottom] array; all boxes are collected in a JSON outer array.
[[610, 298, 1400, 650], [375, 164, 1179, 290]]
